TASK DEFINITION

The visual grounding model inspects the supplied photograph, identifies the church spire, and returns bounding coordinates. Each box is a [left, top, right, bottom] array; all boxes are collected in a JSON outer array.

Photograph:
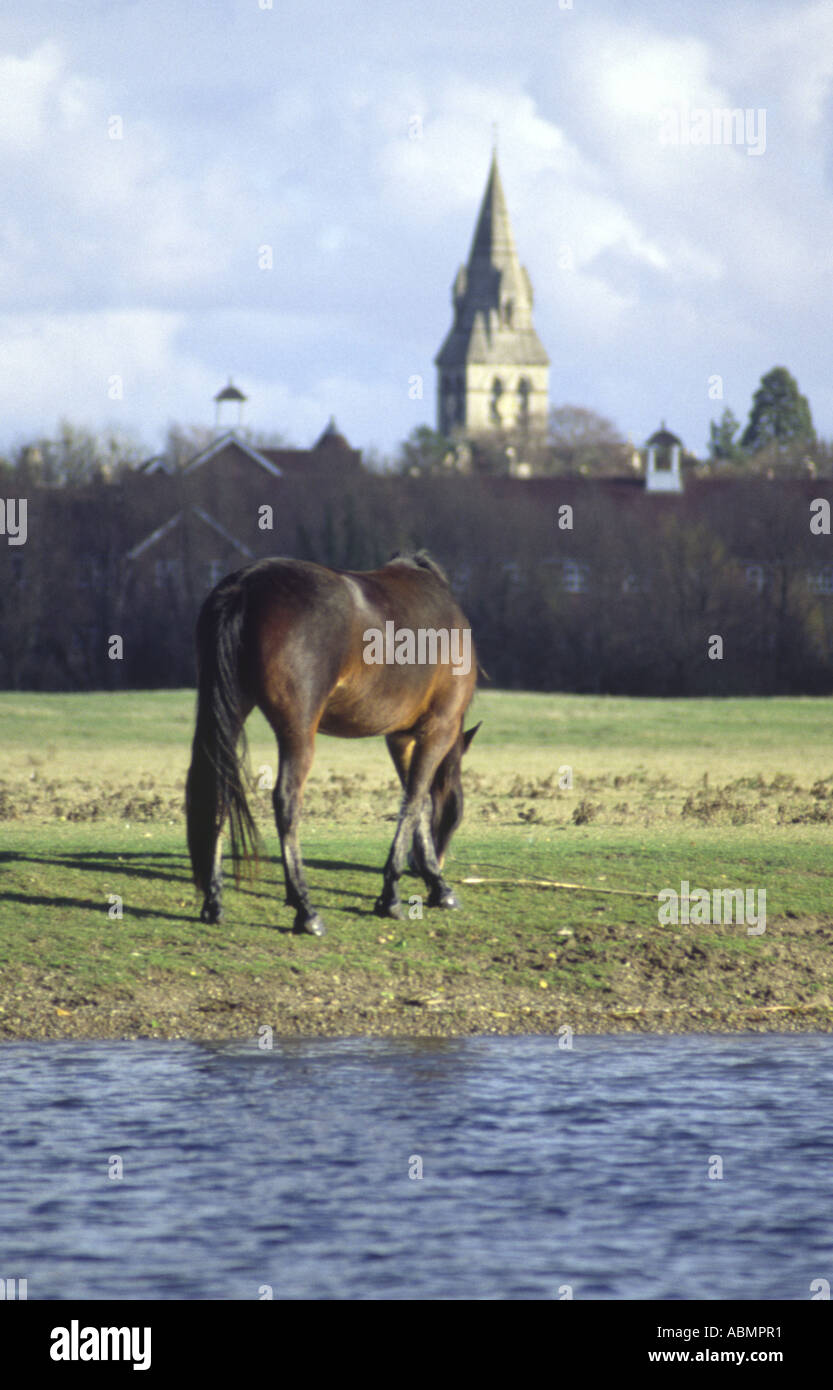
[[468, 150, 518, 269], [435, 150, 549, 438]]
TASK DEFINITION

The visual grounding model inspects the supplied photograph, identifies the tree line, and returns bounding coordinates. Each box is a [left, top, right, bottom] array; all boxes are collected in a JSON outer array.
[[2, 446, 832, 696]]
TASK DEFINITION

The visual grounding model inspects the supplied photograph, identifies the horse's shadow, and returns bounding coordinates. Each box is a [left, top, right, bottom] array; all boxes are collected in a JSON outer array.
[[0, 849, 191, 885], [0, 888, 197, 924]]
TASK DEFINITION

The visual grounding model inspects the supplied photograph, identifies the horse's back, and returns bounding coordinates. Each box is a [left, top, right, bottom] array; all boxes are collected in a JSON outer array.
[[233, 556, 475, 738], [324, 560, 476, 736]]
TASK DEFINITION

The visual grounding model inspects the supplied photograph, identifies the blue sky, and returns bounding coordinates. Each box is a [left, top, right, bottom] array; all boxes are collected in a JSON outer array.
[[1, 0, 832, 461]]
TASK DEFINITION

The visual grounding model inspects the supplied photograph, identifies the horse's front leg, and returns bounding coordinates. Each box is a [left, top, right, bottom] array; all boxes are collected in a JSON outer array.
[[374, 795, 421, 919], [376, 736, 457, 919], [412, 799, 460, 910]]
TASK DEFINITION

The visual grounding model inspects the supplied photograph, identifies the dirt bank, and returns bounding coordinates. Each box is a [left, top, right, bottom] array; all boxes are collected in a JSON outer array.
[[3, 925, 832, 1042]]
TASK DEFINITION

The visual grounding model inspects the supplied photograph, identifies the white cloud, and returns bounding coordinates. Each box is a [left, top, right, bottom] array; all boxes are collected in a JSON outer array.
[[732, 0, 833, 129], [0, 310, 187, 431], [0, 41, 65, 153], [0, 1, 832, 456]]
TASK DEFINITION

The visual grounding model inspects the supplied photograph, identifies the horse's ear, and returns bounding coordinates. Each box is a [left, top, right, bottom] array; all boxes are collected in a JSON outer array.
[[462, 722, 481, 752]]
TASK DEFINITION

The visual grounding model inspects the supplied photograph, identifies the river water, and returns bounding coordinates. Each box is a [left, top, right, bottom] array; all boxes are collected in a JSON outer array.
[[1, 1034, 831, 1300]]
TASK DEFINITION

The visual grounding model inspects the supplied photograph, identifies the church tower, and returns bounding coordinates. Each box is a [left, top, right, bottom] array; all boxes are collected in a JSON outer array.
[[435, 151, 549, 437]]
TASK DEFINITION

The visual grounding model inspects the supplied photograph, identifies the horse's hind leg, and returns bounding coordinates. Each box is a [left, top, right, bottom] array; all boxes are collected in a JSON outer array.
[[201, 833, 224, 924], [272, 732, 325, 937]]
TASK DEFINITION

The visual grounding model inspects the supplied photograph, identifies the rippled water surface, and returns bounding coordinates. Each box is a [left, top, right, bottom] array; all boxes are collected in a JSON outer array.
[[1, 1034, 832, 1299]]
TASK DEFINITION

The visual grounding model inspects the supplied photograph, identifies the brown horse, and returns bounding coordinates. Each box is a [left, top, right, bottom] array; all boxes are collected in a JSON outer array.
[[186, 552, 479, 936]]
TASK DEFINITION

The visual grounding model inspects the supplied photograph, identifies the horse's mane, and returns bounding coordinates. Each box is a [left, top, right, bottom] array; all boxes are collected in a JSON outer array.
[[387, 549, 450, 586]]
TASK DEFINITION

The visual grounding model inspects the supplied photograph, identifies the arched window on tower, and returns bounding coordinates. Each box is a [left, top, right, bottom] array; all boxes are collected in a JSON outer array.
[[455, 375, 465, 426], [502, 299, 514, 327], [490, 377, 503, 425], [441, 375, 466, 432], [517, 377, 531, 427], [441, 381, 454, 434]]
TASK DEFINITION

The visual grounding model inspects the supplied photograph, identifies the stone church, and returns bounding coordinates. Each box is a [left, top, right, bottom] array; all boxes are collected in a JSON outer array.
[[435, 151, 550, 436], [434, 151, 692, 493]]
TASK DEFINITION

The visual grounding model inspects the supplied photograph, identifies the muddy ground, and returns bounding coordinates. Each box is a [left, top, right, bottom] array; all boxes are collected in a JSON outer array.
[[3, 915, 832, 1041]]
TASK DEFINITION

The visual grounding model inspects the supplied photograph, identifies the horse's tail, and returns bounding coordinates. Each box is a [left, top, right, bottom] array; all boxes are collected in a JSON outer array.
[[186, 575, 260, 895]]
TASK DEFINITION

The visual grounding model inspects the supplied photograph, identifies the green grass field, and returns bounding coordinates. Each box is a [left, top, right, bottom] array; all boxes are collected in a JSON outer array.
[[1, 689, 832, 1038]]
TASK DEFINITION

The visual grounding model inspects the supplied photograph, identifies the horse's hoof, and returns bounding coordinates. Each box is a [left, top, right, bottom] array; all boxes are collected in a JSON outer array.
[[429, 889, 460, 910], [200, 903, 223, 924], [294, 913, 325, 937], [374, 897, 404, 919]]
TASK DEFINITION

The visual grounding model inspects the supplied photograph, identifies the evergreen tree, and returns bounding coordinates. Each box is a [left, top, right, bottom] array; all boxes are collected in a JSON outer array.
[[741, 367, 814, 451], [708, 407, 743, 462], [395, 425, 454, 475]]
